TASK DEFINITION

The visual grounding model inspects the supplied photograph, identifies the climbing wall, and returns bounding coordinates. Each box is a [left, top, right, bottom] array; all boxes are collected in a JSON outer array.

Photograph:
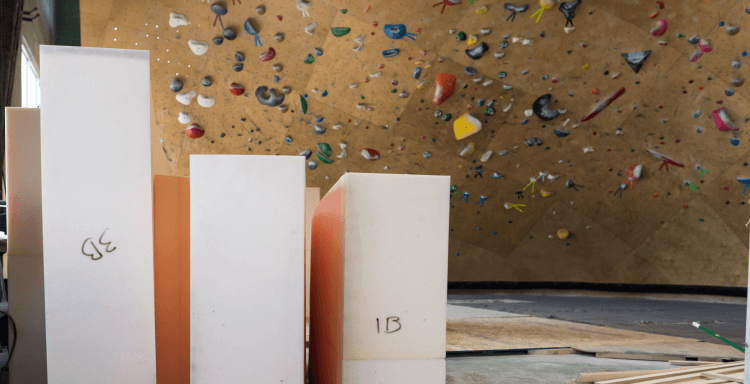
[[80, 0, 750, 286]]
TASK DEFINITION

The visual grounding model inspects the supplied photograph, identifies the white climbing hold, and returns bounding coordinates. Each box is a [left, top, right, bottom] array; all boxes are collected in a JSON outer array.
[[197, 95, 215, 108], [349, 83, 359, 89], [524, 109, 533, 117], [178, 112, 192, 124], [559, 109, 567, 115], [355, 35, 366, 43], [353, 44, 364, 52], [548, 175, 558, 183], [370, 72, 382, 78], [356, 103, 366, 110], [278, 105, 288, 112], [337, 143, 347, 158], [297, 0, 311, 17], [480, 150, 492, 162], [480, 28, 491, 35], [512, 37, 522, 43], [312, 88, 318, 93], [494, 52, 505, 58], [305, 23, 317, 35], [176, 91, 196, 105], [562, 118, 570, 126], [583, 147, 594, 153], [483, 80, 493, 86], [449, 29, 456, 34], [188, 40, 209, 55], [473, 77, 483, 83], [503, 103, 512, 112], [333, 124, 343, 130], [564, 27, 575, 34], [169, 12, 188, 28], [522, 39, 533, 45], [272, 64, 282, 72]]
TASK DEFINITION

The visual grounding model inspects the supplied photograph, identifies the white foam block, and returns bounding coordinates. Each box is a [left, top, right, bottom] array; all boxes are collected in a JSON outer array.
[[40, 46, 155, 383], [343, 173, 449, 360], [5, 107, 47, 384], [190, 155, 305, 384], [343, 359, 446, 383]]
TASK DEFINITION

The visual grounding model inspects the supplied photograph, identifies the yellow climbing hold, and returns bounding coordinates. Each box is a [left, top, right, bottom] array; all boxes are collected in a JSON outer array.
[[425, 62, 433, 68], [476, 5, 488, 14], [583, 64, 590, 69], [467, 35, 478, 45], [541, 190, 551, 197], [459, 142, 475, 156], [530, 0, 554, 23], [415, 61, 424, 65], [557, 228, 569, 239], [454, 113, 483, 140]]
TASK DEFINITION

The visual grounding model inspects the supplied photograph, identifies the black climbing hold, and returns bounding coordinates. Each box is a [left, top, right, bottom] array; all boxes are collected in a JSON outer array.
[[559, 0, 581, 27], [235, 52, 245, 61], [532, 94, 560, 121], [465, 43, 489, 60], [604, 71, 609, 75], [201, 77, 212, 87], [457, 31, 467, 41], [553, 128, 570, 137], [211, 2, 228, 16], [725, 88, 735, 96], [233, 63, 243, 72], [504, 3, 529, 22], [220, 133, 226, 138], [223, 28, 237, 40], [533, 138, 542, 146], [540, 31, 545, 37], [621, 50, 651, 74], [477, 98, 485, 107], [687, 35, 700, 44], [170, 79, 183, 92], [255, 86, 285, 107], [413, 67, 422, 80], [212, 37, 224, 45]]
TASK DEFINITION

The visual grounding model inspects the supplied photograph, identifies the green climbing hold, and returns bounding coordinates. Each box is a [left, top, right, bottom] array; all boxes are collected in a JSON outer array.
[[391, 89, 397, 93], [341, 9, 347, 13], [497, 71, 507, 79], [304, 54, 315, 64], [361, 96, 365, 99], [331, 27, 351, 37], [441, 113, 452, 121], [708, 76, 713, 80], [300, 96, 307, 114], [567, 50, 572, 54], [316, 152, 334, 164], [699, 218, 704, 222], [420, 99, 424, 103], [317, 143, 332, 157], [677, 33, 685, 37], [635, 81, 640, 84], [456, 31, 466, 41]]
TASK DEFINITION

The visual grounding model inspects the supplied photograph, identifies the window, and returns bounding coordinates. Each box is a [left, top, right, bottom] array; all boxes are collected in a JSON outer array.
[[21, 42, 40, 108]]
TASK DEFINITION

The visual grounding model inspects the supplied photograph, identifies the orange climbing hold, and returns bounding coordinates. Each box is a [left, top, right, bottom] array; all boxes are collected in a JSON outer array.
[[650, 12, 659, 18], [592, 89, 599, 95], [433, 73, 456, 105]]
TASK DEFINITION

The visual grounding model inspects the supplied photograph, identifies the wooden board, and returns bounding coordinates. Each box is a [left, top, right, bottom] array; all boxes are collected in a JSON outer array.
[[190, 155, 305, 384], [40, 46, 156, 383]]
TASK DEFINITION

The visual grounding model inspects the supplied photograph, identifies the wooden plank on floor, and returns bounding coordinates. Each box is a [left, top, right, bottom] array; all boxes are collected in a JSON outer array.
[[671, 361, 731, 366], [595, 363, 743, 384], [701, 372, 743, 383], [576, 363, 727, 383]]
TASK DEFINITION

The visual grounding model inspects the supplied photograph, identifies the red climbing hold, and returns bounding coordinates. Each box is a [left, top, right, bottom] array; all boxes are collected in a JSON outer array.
[[260, 47, 276, 62], [186, 123, 204, 139], [229, 82, 245, 96], [650, 19, 667, 36], [656, 1, 664, 9], [433, 73, 457, 105]]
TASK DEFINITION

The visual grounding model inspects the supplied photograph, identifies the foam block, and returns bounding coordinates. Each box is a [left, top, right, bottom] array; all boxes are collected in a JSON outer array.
[[190, 155, 305, 384], [5, 107, 47, 384], [309, 173, 450, 383], [343, 359, 446, 383], [153, 175, 190, 384], [40, 46, 155, 383]]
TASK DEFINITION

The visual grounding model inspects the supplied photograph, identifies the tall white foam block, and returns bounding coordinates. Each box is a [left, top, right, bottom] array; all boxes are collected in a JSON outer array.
[[40, 46, 155, 383], [5, 108, 47, 384], [190, 155, 305, 384], [310, 173, 450, 383]]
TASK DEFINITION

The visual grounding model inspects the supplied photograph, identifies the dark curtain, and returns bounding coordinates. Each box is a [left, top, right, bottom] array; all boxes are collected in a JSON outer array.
[[0, 0, 25, 195]]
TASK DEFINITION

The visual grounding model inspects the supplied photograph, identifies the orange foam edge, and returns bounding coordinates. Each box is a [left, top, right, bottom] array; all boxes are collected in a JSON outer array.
[[153, 175, 190, 384], [309, 180, 346, 384]]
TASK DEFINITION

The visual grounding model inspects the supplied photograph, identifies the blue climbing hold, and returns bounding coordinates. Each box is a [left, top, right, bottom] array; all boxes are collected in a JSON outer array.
[[743, 51, 748, 57], [396, 117, 401, 121], [731, 138, 740, 146], [316, 116, 324, 123], [314, 48, 323, 56], [321, 90, 328, 97], [719, 21, 725, 26], [492, 232, 497, 235], [285, 136, 292, 143], [382, 48, 400, 58], [521, 119, 529, 125], [465, 67, 477, 76], [384, 24, 417, 40]]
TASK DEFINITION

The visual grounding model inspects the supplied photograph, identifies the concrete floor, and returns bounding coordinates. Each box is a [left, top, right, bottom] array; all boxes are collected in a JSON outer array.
[[447, 354, 676, 384], [447, 292, 746, 347]]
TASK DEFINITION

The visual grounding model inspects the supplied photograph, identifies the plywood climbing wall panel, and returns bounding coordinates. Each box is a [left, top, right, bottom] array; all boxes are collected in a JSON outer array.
[[190, 155, 305, 384], [40, 46, 156, 383], [310, 173, 449, 383]]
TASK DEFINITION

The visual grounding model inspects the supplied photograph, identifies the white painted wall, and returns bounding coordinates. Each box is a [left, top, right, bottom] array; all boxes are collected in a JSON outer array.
[[40, 46, 156, 383], [190, 155, 305, 384]]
